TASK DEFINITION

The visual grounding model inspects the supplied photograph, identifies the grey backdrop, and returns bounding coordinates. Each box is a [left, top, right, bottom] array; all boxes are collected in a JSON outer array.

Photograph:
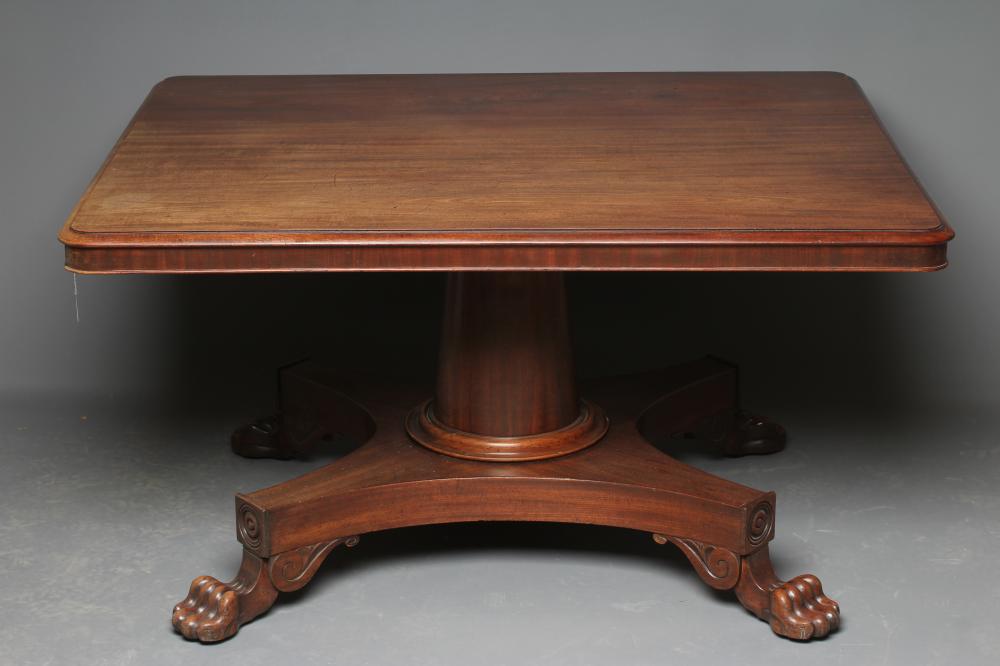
[[2, 0, 998, 411], [3, 2, 1000, 665]]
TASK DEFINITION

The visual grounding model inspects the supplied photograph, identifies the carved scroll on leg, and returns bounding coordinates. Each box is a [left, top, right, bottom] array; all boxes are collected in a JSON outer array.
[[172, 549, 278, 643], [268, 536, 360, 592], [652, 534, 740, 590], [734, 546, 840, 640], [172, 536, 360, 643]]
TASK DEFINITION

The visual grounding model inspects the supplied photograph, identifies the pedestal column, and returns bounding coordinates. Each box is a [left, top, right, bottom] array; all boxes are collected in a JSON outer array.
[[406, 272, 608, 461]]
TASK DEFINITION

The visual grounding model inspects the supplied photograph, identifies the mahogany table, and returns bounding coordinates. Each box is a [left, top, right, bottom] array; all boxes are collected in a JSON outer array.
[[59, 72, 952, 643]]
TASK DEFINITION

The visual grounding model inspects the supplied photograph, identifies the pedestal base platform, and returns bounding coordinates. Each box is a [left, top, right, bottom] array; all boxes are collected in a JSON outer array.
[[176, 357, 838, 643]]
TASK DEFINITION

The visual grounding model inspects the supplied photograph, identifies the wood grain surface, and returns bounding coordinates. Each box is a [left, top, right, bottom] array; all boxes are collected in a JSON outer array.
[[59, 72, 952, 272]]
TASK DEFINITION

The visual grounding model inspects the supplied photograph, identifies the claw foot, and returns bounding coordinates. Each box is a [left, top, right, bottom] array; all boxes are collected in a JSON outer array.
[[656, 536, 840, 641], [171, 550, 278, 643], [231, 415, 291, 459], [172, 575, 242, 642], [172, 537, 358, 642], [735, 547, 840, 641], [769, 574, 840, 640]]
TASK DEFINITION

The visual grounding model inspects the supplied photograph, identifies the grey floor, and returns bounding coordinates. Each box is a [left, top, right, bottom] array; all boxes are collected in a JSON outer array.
[[2, 394, 998, 666]]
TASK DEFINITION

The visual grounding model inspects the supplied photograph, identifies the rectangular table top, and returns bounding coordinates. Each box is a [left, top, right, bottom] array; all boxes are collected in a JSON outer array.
[[60, 72, 952, 272]]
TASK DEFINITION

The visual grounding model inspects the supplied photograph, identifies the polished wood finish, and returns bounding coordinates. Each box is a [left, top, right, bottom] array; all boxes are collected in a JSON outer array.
[[172, 549, 278, 642], [650, 535, 839, 639], [63, 241, 949, 273], [172, 536, 359, 642], [435, 273, 578, 437], [60, 72, 952, 273], [406, 397, 608, 462], [176, 358, 837, 642], [408, 272, 607, 460], [732, 547, 840, 640]]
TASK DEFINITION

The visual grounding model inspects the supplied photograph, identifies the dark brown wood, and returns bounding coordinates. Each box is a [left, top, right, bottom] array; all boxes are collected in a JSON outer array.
[[63, 241, 950, 273], [173, 358, 838, 642], [57, 71, 962, 645], [59, 72, 952, 272], [706, 411, 787, 457], [406, 397, 608, 462], [733, 547, 840, 640], [635, 358, 786, 456], [172, 537, 358, 642], [407, 272, 607, 461], [435, 273, 578, 437], [238, 362, 770, 555], [231, 415, 288, 459], [231, 364, 376, 459], [651, 537, 839, 640], [172, 549, 277, 642]]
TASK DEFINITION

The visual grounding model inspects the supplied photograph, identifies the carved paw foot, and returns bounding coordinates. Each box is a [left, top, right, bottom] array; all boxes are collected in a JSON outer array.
[[171, 550, 278, 643], [768, 574, 840, 640], [172, 538, 357, 642], [655, 536, 840, 641], [735, 547, 840, 641], [696, 409, 786, 456], [172, 576, 242, 642], [231, 415, 292, 459]]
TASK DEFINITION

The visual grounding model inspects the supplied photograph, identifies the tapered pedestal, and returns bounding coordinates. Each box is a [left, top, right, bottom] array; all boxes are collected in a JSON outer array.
[[183, 274, 838, 643], [408, 273, 608, 461]]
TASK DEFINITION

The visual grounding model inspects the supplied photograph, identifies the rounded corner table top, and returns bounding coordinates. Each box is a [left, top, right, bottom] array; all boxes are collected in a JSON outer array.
[[59, 71, 953, 273]]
